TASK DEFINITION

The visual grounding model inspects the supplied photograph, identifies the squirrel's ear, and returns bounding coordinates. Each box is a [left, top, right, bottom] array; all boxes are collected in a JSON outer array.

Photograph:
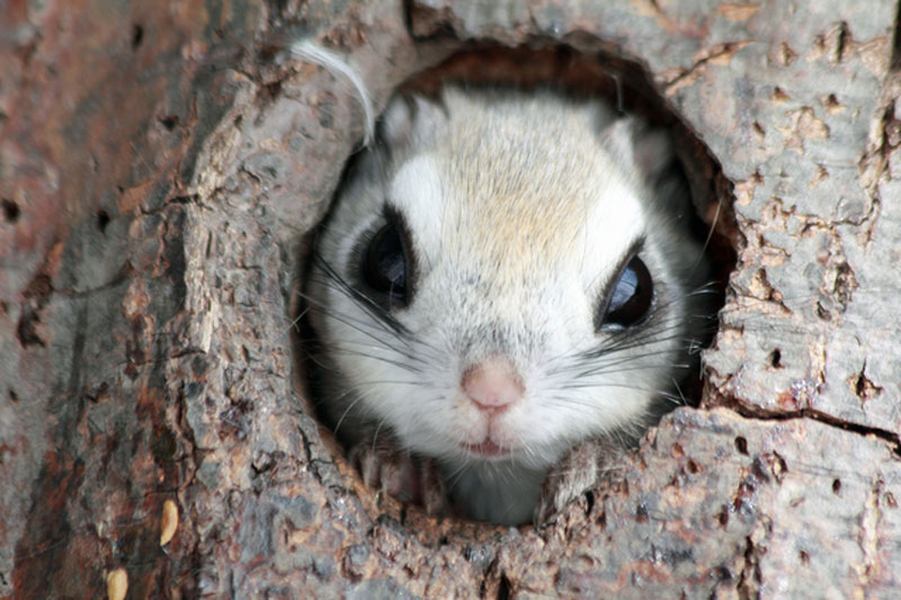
[[600, 117, 674, 183], [380, 94, 447, 151]]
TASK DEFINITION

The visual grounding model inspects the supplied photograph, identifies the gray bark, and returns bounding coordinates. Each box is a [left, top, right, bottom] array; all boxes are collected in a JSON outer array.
[[1, 0, 899, 597]]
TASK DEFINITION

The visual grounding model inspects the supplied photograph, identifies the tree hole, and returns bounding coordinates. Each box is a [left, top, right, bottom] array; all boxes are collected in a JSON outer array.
[[2, 199, 20, 223], [717, 509, 729, 527], [97, 209, 111, 233], [769, 348, 783, 369], [158, 115, 180, 130], [296, 43, 735, 528], [131, 24, 144, 50]]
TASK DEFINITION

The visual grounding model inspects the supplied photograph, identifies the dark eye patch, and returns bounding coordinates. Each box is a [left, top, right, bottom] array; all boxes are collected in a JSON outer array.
[[359, 208, 415, 308]]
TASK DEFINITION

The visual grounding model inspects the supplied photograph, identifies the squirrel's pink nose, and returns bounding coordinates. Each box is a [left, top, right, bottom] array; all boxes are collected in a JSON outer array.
[[461, 357, 524, 412]]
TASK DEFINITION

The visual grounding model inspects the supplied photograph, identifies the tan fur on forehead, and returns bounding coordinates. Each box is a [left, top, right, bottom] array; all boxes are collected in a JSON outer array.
[[434, 89, 642, 274]]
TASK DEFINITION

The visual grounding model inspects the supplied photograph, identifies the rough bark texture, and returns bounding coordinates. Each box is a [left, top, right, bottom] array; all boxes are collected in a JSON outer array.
[[1, 0, 900, 597]]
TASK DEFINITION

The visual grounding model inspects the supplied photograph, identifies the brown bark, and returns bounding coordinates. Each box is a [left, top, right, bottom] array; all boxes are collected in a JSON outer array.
[[1, 0, 900, 597]]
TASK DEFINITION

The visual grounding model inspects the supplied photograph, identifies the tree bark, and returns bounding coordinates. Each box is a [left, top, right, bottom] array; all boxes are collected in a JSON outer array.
[[1, 0, 899, 597]]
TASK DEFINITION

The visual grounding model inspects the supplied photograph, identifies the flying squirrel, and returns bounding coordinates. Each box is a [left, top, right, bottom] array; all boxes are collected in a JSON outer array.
[[297, 43, 714, 525]]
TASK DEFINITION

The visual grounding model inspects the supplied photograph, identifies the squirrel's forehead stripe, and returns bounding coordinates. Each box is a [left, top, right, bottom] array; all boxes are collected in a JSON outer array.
[[415, 93, 647, 279]]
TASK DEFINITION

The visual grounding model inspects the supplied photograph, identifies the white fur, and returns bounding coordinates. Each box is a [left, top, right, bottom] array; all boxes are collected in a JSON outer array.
[[291, 40, 375, 145], [307, 87, 707, 525]]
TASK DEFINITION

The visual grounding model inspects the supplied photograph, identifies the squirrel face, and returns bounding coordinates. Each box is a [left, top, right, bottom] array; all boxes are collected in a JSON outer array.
[[305, 87, 710, 524]]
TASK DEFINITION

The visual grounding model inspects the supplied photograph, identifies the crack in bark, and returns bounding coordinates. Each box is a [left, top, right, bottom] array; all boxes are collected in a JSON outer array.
[[893, 1, 901, 71], [722, 402, 901, 458], [664, 41, 750, 95], [736, 534, 760, 599]]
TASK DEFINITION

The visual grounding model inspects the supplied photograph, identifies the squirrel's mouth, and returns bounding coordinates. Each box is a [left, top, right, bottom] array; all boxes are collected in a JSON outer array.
[[461, 439, 510, 458]]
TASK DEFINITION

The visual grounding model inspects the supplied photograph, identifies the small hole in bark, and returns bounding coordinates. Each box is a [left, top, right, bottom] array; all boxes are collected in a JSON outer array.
[[295, 43, 735, 529], [159, 115, 179, 130], [97, 209, 111, 233], [769, 348, 783, 369], [850, 366, 883, 401], [131, 24, 144, 49], [717, 510, 729, 527], [16, 307, 45, 348], [2, 199, 20, 223], [635, 503, 650, 523], [735, 437, 749, 455], [892, 2, 901, 71], [832, 479, 842, 495], [8, 389, 18, 403], [835, 21, 849, 62], [886, 492, 898, 508], [752, 121, 765, 140], [799, 550, 810, 565]]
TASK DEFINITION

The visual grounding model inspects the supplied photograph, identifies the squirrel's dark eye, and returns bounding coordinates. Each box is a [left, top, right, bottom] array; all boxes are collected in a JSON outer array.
[[361, 217, 410, 305], [599, 255, 654, 329]]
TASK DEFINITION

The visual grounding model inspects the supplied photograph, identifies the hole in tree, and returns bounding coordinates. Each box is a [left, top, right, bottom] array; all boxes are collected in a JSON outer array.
[[893, 2, 901, 71], [158, 115, 179, 130], [2, 199, 20, 223], [17, 308, 45, 348], [717, 510, 729, 527], [769, 348, 783, 369], [295, 44, 735, 529], [131, 24, 144, 50], [97, 209, 111, 233]]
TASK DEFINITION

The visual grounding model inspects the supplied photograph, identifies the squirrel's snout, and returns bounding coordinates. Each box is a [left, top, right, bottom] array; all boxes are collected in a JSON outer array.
[[461, 356, 524, 413]]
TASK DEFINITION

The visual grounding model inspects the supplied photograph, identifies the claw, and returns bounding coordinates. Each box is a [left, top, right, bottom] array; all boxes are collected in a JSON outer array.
[[347, 436, 447, 515], [536, 438, 626, 523]]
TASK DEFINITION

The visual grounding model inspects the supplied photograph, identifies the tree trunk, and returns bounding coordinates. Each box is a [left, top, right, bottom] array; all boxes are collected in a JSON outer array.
[[2, 0, 899, 597]]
